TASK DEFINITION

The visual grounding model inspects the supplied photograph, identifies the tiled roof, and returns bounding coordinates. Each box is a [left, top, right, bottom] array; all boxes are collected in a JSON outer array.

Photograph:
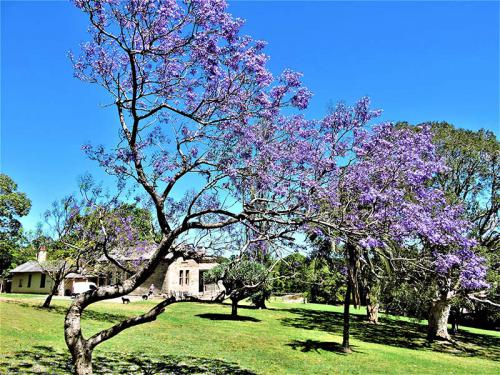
[[10, 260, 68, 273], [101, 244, 212, 262], [9, 261, 44, 273]]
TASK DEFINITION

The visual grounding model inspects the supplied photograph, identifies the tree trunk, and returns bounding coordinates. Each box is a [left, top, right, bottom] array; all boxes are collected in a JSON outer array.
[[450, 306, 459, 335], [254, 294, 267, 309], [342, 242, 357, 353], [74, 347, 93, 375], [342, 278, 352, 353], [451, 319, 458, 335], [310, 284, 318, 303], [42, 280, 60, 308], [62, 238, 182, 373], [366, 302, 379, 324], [365, 283, 379, 324], [231, 299, 238, 317], [65, 293, 180, 374], [65, 300, 94, 374], [427, 299, 451, 341], [43, 294, 54, 309]]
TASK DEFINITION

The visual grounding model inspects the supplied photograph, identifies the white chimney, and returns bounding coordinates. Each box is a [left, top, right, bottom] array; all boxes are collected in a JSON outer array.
[[37, 246, 47, 263]]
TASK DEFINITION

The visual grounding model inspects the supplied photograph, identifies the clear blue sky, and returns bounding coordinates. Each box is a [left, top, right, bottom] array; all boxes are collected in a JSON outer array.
[[1, 1, 499, 231]]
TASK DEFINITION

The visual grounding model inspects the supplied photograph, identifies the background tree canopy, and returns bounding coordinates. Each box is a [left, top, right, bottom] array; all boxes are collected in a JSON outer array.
[[0, 174, 32, 275]]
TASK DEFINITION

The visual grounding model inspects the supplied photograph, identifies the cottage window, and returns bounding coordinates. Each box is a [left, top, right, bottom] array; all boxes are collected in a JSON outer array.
[[179, 270, 184, 285], [27, 274, 32, 288], [185, 270, 190, 285], [18, 278, 23, 288], [40, 274, 46, 288]]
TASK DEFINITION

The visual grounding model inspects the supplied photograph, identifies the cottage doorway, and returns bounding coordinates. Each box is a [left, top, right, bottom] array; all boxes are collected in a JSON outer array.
[[199, 270, 206, 293]]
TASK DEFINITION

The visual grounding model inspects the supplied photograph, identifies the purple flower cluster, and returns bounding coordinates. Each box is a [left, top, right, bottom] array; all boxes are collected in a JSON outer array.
[[433, 249, 489, 290], [434, 252, 461, 274], [72, 0, 310, 132]]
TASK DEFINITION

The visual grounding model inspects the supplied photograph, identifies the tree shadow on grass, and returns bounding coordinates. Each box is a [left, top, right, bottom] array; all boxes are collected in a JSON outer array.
[[220, 302, 270, 311], [4, 300, 131, 324], [196, 313, 261, 322], [279, 307, 500, 361], [287, 340, 361, 355], [0, 345, 256, 374]]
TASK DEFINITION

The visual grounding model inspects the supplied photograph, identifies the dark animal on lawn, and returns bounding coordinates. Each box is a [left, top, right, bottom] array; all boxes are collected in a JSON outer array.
[[122, 297, 130, 304], [142, 294, 148, 300]]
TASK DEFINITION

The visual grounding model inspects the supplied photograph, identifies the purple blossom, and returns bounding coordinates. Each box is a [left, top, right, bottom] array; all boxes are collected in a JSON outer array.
[[291, 87, 313, 110], [434, 252, 461, 274], [280, 69, 303, 88], [359, 237, 383, 250]]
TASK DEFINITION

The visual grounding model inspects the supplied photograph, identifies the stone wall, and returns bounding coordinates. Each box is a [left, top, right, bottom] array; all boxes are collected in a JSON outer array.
[[132, 260, 170, 296], [162, 257, 220, 297], [118, 257, 220, 298]]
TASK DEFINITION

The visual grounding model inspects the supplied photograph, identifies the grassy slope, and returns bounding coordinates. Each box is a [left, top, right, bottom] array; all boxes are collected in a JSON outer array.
[[0, 295, 498, 374]]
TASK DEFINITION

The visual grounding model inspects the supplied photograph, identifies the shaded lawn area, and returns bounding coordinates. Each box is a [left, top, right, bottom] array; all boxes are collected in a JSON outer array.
[[0, 295, 498, 374], [280, 304, 500, 361]]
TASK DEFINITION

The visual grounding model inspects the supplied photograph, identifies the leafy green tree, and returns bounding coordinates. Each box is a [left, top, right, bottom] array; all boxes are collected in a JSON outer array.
[[205, 259, 270, 317], [0, 174, 31, 236], [272, 253, 308, 296], [271, 248, 345, 305], [304, 256, 345, 304], [0, 174, 31, 275]]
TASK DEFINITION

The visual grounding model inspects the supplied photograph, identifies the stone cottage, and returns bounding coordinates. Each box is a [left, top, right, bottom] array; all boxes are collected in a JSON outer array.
[[103, 246, 221, 299]]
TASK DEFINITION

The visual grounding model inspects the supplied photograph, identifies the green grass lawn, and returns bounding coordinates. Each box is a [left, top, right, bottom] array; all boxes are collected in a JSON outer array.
[[0, 294, 498, 374]]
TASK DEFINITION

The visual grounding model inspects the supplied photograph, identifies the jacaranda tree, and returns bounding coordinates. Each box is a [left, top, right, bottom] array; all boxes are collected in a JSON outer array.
[[68, 0, 488, 371], [393, 122, 497, 339], [68, 0, 316, 372], [308, 111, 489, 350]]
